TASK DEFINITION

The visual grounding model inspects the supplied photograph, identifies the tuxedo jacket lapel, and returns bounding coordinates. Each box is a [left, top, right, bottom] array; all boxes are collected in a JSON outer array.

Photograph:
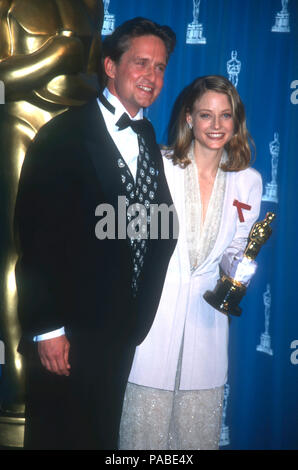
[[82, 101, 174, 219], [82, 101, 133, 210], [79, 101, 177, 344]]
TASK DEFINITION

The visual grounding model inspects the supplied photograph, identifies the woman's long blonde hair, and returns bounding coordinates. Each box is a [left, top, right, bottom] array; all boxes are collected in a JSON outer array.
[[170, 75, 255, 171]]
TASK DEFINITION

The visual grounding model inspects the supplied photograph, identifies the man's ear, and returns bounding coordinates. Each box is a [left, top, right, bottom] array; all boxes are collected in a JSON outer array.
[[104, 57, 116, 79]]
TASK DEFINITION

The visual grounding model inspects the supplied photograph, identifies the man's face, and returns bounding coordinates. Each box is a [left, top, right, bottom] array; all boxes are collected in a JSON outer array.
[[105, 35, 167, 117]]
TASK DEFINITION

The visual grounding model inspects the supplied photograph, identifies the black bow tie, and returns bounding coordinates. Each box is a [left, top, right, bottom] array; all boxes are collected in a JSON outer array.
[[98, 94, 151, 138], [116, 112, 150, 137]]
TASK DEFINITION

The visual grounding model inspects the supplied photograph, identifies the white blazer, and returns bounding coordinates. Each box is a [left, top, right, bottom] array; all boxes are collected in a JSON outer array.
[[129, 155, 263, 390]]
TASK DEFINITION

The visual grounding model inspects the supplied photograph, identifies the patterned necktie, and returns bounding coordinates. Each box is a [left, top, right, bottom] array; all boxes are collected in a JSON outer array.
[[116, 112, 159, 296]]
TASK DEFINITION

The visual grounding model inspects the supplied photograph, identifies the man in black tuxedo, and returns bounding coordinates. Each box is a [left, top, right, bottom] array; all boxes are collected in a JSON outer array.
[[14, 17, 177, 449]]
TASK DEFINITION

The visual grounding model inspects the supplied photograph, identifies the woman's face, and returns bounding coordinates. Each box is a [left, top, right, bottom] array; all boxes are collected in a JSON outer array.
[[186, 91, 235, 152]]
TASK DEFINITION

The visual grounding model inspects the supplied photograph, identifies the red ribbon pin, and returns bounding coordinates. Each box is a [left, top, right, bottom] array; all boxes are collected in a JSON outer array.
[[233, 199, 251, 222]]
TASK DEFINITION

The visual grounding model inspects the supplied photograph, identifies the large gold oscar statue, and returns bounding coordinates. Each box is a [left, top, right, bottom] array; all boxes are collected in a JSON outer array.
[[0, 0, 104, 448]]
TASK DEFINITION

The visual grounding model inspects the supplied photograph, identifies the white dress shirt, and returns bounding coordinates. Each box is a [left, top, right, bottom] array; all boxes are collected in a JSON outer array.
[[34, 88, 143, 341], [98, 87, 143, 180]]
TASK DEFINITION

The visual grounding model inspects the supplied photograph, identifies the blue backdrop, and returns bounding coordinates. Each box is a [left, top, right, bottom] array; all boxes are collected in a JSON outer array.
[[101, 0, 298, 450], [0, 0, 296, 451]]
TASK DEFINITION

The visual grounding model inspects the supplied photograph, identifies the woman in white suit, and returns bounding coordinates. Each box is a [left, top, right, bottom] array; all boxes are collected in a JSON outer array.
[[120, 76, 262, 450]]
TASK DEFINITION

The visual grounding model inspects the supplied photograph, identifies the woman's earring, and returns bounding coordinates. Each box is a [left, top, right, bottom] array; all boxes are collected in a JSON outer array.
[[188, 121, 193, 130]]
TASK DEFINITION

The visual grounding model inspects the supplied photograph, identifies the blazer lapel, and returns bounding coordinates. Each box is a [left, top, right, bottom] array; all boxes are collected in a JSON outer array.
[[83, 101, 132, 209], [192, 171, 237, 274]]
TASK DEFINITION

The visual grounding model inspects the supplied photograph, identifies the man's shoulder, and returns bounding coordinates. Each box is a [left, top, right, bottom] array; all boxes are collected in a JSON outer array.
[[52, 98, 100, 129], [31, 99, 101, 146], [22, 100, 99, 176]]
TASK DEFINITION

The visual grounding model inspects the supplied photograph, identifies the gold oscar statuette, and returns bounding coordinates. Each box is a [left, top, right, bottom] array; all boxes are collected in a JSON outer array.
[[0, 0, 104, 449], [203, 212, 276, 316]]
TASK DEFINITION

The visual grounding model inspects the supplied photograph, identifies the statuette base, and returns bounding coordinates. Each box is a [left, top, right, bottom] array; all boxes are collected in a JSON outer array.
[[102, 14, 115, 36], [262, 182, 278, 203], [219, 425, 230, 447], [257, 333, 273, 356], [186, 23, 206, 44], [271, 13, 290, 33], [203, 276, 246, 316], [0, 412, 25, 449]]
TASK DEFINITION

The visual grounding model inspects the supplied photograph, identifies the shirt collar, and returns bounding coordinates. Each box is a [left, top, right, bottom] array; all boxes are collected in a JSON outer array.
[[100, 87, 143, 124]]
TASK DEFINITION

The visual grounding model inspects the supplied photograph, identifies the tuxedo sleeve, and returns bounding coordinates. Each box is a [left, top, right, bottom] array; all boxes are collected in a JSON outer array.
[[14, 126, 82, 339]]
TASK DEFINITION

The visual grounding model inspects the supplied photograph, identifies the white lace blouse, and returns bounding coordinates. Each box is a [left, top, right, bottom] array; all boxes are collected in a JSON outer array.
[[185, 143, 227, 271]]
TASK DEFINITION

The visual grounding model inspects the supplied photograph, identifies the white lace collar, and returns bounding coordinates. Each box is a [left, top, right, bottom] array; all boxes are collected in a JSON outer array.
[[185, 142, 227, 271]]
